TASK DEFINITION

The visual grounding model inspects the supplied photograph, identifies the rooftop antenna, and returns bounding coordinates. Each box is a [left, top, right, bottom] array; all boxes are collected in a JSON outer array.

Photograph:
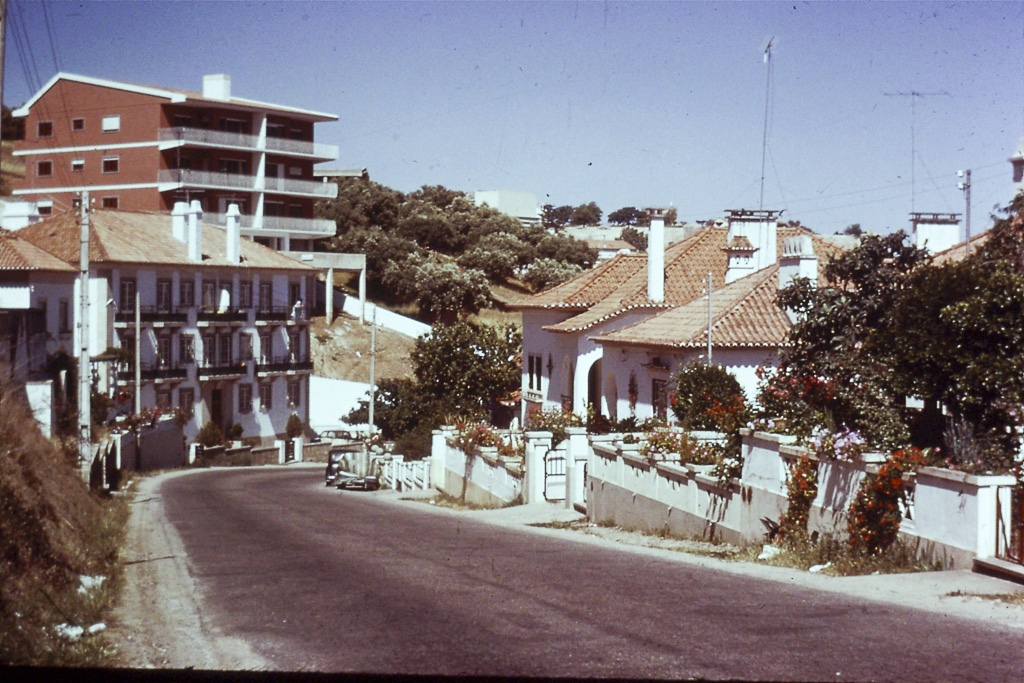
[[883, 90, 951, 213], [758, 36, 775, 212]]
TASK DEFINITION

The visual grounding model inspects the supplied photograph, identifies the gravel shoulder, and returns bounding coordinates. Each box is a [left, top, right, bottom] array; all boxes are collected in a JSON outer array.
[[108, 470, 272, 670]]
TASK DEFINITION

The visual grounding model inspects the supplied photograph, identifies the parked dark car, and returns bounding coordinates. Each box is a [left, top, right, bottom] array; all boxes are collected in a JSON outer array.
[[325, 448, 351, 486], [337, 475, 380, 491]]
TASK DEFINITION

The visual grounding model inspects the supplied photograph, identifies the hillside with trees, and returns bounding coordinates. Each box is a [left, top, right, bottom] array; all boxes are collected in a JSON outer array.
[[316, 181, 597, 322]]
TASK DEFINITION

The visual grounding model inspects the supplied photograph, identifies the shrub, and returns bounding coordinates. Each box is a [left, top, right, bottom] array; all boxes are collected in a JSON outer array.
[[285, 413, 304, 439], [196, 420, 225, 448], [526, 406, 583, 446], [847, 449, 922, 555], [777, 455, 819, 544], [226, 423, 244, 441], [670, 362, 748, 431]]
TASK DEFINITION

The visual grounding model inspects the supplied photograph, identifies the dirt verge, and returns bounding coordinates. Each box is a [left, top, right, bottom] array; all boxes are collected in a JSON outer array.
[[107, 471, 270, 669]]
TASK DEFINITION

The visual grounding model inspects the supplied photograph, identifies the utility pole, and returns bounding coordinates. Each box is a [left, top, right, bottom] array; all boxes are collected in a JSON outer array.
[[958, 169, 971, 255], [368, 306, 376, 433], [883, 90, 951, 213], [78, 192, 91, 471], [134, 288, 141, 413], [706, 271, 713, 365]]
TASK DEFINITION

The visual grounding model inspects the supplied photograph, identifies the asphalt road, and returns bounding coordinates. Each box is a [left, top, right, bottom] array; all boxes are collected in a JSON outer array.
[[161, 466, 1024, 679]]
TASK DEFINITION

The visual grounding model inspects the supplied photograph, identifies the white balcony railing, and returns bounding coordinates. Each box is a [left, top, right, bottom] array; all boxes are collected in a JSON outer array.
[[209, 212, 336, 236], [158, 169, 338, 198], [158, 127, 338, 160]]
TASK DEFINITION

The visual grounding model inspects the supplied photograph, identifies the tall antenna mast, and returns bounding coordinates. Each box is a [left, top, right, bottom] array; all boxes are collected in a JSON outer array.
[[883, 90, 951, 213], [759, 36, 774, 212]]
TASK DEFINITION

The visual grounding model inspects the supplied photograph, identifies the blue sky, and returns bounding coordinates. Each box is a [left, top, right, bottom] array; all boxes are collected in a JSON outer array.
[[5, 1, 1022, 235]]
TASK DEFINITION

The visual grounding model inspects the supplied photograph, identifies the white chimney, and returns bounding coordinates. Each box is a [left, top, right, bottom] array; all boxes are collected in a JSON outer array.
[[912, 213, 960, 255], [203, 74, 231, 101], [646, 208, 665, 303], [225, 203, 241, 264], [187, 200, 203, 262], [778, 235, 818, 290], [779, 235, 818, 323], [171, 201, 188, 242], [726, 210, 778, 276]]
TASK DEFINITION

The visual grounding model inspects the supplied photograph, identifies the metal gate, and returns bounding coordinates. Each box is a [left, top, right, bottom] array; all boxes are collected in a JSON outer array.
[[996, 486, 1024, 565], [544, 450, 566, 501], [285, 439, 295, 463]]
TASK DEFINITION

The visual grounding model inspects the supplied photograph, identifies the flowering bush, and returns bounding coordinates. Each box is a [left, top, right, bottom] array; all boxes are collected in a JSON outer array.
[[450, 422, 518, 459], [777, 455, 819, 544], [813, 428, 868, 461], [526, 406, 583, 446], [847, 448, 922, 555], [639, 429, 719, 465], [115, 406, 184, 433], [670, 362, 748, 432]]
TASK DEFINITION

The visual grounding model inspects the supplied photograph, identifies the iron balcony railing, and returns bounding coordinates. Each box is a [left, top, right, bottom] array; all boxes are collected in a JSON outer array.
[[197, 358, 249, 379], [158, 127, 338, 160], [157, 169, 337, 198], [117, 361, 189, 382], [114, 305, 188, 324], [197, 306, 249, 323], [256, 354, 313, 374]]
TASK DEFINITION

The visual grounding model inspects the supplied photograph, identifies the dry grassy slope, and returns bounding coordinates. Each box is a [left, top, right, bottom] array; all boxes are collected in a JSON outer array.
[[0, 389, 124, 665], [310, 312, 416, 382]]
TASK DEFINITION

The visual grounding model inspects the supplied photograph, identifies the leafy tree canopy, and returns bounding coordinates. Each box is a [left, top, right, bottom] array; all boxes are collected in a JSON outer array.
[[570, 201, 602, 226], [619, 226, 647, 252], [608, 206, 647, 226]]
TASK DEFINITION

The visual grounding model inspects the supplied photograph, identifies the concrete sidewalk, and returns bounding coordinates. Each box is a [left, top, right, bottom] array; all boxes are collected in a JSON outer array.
[[380, 490, 1024, 632]]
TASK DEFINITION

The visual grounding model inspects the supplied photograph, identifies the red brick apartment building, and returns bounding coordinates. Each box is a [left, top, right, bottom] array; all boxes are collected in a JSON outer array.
[[11, 73, 339, 251]]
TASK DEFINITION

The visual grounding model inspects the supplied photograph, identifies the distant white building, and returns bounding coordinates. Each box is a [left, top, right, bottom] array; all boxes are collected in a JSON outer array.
[[0, 200, 42, 231], [474, 190, 540, 227]]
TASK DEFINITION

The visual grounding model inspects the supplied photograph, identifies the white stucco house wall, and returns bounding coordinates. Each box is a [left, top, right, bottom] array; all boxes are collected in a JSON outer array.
[[12, 203, 316, 443], [511, 208, 848, 424]]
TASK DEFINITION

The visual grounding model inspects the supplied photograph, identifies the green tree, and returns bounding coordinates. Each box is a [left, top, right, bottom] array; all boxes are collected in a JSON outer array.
[[315, 178, 401, 235], [770, 231, 930, 448], [329, 226, 421, 295], [882, 195, 1024, 464], [570, 201, 602, 226], [619, 226, 647, 252], [412, 321, 522, 416], [523, 258, 583, 291], [608, 206, 645, 226], [542, 204, 574, 229], [385, 257, 490, 322]]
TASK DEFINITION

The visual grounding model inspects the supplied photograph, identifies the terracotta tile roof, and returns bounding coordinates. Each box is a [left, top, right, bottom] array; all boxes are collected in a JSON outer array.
[[15, 210, 315, 272], [931, 229, 993, 265], [519, 224, 843, 334], [0, 230, 76, 272], [594, 267, 791, 350], [514, 253, 647, 310]]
